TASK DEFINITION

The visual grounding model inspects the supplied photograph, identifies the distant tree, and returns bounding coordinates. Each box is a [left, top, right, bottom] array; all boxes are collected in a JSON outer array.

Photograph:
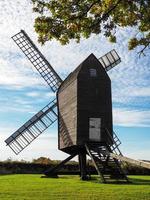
[[32, 0, 150, 55], [67, 160, 78, 165], [32, 157, 52, 165], [19, 159, 29, 163], [4, 157, 13, 163]]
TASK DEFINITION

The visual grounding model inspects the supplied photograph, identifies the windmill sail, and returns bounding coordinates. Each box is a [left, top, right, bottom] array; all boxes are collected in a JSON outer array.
[[5, 99, 57, 155], [12, 30, 62, 92], [99, 49, 121, 71]]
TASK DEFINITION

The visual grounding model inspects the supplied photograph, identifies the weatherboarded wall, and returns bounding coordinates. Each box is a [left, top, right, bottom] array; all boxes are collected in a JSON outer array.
[[58, 79, 77, 150]]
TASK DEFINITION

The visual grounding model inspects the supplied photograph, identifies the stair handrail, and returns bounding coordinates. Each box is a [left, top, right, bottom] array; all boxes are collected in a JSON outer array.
[[85, 143, 105, 183]]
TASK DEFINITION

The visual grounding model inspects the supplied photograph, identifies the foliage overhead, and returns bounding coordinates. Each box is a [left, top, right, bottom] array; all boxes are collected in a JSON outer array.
[[32, 0, 150, 55]]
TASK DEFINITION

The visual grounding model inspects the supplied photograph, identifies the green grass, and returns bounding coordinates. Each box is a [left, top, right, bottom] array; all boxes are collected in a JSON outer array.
[[0, 175, 150, 200]]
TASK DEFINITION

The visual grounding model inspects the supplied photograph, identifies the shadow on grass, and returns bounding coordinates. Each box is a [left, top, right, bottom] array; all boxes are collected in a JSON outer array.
[[128, 177, 150, 185], [82, 176, 150, 185], [87, 177, 129, 185]]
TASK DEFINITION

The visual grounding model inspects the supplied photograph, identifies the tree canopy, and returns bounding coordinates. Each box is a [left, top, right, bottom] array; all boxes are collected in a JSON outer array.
[[32, 0, 150, 55]]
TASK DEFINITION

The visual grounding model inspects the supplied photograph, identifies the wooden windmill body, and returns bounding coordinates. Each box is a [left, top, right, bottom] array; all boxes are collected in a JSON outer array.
[[58, 54, 113, 153]]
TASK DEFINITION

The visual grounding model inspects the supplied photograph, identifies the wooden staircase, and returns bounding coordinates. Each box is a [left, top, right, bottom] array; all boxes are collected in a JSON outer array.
[[86, 144, 128, 183], [85, 129, 129, 183]]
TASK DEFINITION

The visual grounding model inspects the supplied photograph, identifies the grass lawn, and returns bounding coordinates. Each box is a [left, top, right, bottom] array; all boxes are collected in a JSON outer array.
[[0, 175, 149, 200]]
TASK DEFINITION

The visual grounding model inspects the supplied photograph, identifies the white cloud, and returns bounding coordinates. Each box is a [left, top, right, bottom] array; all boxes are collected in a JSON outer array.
[[25, 91, 43, 97], [0, 0, 44, 89], [129, 87, 150, 97], [26, 91, 55, 98], [0, 57, 45, 89], [125, 150, 150, 161], [113, 108, 150, 127], [0, 104, 35, 114]]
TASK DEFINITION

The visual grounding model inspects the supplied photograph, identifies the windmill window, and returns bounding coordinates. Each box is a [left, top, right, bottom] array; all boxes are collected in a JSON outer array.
[[89, 68, 97, 77]]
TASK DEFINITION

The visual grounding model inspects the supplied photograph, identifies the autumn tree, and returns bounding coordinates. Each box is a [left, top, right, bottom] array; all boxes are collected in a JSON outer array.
[[32, 0, 150, 55], [32, 157, 52, 164]]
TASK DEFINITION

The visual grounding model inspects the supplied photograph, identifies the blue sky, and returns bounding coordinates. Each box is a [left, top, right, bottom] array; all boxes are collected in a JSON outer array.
[[0, 0, 149, 161]]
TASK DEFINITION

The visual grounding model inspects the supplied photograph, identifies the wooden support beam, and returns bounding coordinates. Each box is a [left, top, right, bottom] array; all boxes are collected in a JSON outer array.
[[44, 152, 77, 176], [79, 152, 88, 180]]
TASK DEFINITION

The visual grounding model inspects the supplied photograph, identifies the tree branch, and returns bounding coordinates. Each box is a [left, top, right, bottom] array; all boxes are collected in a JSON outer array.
[[138, 41, 150, 57], [90, 0, 123, 29], [69, 0, 100, 20]]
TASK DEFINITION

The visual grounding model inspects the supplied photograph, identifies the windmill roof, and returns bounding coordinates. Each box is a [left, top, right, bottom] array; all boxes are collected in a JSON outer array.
[[58, 53, 104, 92]]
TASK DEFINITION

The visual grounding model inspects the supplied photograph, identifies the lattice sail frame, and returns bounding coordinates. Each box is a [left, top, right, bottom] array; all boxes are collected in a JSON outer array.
[[5, 99, 57, 155], [99, 49, 121, 71], [12, 30, 62, 92]]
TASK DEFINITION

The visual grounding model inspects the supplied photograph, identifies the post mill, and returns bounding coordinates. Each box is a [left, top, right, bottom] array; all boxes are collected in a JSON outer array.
[[5, 30, 150, 183]]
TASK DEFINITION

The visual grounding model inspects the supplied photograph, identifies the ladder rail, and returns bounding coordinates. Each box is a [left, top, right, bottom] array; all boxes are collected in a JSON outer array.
[[104, 145, 129, 181], [85, 144, 106, 183], [105, 128, 122, 155], [105, 128, 129, 172]]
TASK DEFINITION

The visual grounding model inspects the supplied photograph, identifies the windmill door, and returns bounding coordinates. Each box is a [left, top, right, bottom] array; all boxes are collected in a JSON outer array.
[[89, 118, 101, 141]]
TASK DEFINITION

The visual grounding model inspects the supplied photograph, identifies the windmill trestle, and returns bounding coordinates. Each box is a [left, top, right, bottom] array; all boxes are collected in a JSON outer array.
[[44, 130, 129, 183]]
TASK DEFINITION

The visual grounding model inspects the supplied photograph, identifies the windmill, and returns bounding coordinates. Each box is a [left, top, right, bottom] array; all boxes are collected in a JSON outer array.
[[5, 30, 150, 183]]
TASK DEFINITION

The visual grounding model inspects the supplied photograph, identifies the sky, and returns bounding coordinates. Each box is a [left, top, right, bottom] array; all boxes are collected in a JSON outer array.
[[0, 0, 149, 162]]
